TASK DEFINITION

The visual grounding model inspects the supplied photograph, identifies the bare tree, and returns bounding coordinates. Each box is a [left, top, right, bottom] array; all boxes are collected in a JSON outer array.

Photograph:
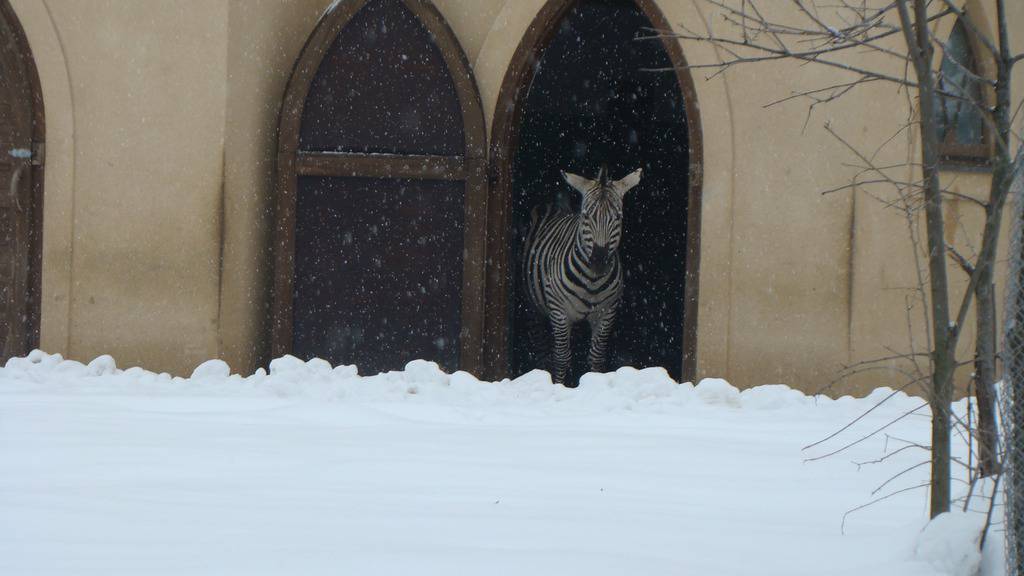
[[657, 0, 1022, 517]]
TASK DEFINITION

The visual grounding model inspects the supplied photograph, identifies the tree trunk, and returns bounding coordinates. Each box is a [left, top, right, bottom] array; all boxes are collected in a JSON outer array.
[[898, 0, 954, 518], [976, 0, 1014, 480], [913, 0, 954, 520], [975, 278, 999, 477]]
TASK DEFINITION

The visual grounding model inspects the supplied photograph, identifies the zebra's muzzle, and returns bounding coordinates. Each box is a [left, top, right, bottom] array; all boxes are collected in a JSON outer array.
[[590, 245, 611, 275]]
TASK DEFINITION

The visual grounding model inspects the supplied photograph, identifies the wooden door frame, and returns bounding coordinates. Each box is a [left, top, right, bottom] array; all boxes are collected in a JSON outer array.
[[482, 0, 703, 383], [1, 0, 45, 358], [271, 0, 488, 374]]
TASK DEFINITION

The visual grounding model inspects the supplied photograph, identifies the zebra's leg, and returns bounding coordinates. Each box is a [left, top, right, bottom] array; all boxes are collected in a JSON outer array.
[[549, 310, 572, 386], [587, 308, 616, 374]]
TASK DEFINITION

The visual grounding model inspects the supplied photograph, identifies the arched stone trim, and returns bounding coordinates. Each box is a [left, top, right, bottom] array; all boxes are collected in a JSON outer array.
[[272, 0, 489, 374], [8, 0, 74, 356], [480, 0, 705, 383]]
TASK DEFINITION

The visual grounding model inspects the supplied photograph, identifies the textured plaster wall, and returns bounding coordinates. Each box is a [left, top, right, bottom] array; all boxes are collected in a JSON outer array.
[[14, 0, 229, 374]]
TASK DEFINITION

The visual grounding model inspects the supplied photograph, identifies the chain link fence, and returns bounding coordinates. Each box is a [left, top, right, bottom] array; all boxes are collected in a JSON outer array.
[[1004, 160, 1024, 576]]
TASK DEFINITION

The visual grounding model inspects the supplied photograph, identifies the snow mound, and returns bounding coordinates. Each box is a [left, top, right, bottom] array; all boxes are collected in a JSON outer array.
[[1, 350, 931, 417], [0, 350, 985, 575], [694, 377, 741, 407], [741, 384, 813, 409], [578, 366, 693, 410], [914, 511, 984, 576], [191, 359, 231, 379], [87, 354, 117, 376]]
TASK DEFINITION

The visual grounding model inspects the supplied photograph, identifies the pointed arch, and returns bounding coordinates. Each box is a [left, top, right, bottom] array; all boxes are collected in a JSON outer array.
[[272, 0, 487, 374], [483, 0, 703, 383]]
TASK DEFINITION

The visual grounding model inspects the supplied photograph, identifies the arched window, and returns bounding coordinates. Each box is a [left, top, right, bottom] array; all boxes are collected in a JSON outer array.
[[273, 0, 487, 375], [936, 19, 991, 165]]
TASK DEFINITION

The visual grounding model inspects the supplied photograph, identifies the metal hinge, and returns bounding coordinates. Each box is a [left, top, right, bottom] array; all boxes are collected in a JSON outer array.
[[32, 142, 44, 166]]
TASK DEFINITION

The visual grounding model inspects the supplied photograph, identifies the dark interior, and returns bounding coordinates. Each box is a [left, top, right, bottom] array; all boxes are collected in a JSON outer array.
[[510, 0, 689, 382]]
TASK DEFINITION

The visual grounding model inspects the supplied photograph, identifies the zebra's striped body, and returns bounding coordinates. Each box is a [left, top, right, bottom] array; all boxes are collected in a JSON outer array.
[[522, 167, 642, 385]]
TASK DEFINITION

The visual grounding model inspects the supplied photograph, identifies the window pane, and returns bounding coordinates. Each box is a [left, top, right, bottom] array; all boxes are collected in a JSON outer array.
[[938, 20, 985, 147], [299, 0, 465, 156]]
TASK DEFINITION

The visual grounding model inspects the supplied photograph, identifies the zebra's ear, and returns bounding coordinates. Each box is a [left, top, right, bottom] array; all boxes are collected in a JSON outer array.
[[562, 171, 596, 196], [613, 168, 643, 199]]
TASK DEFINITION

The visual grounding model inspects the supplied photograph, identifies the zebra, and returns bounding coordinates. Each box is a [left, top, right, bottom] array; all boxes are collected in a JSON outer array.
[[522, 165, 642, 385]]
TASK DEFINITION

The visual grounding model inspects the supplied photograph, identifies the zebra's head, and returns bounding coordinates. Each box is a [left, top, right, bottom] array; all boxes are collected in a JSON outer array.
[[561, 166, 642, 276]]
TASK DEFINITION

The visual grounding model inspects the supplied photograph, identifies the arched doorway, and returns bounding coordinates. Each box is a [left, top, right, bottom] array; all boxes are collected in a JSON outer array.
[[272, 0, 487, 375], [485, 0, 702, 383], [0, 0, 44, 364]]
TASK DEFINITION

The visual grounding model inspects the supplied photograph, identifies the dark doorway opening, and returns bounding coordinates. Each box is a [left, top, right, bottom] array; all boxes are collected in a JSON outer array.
[[509, 0, 690, 382]]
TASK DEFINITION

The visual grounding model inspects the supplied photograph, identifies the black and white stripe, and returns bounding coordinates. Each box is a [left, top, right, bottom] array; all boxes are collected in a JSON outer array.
[[522, 166, 642, 385]]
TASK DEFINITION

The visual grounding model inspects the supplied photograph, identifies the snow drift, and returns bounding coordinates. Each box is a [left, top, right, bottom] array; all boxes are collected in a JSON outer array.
[[0, 351, 1006, 575]]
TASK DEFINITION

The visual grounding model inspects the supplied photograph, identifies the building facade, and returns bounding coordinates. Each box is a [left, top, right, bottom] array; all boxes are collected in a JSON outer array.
[[1, 0, 1021, 394]]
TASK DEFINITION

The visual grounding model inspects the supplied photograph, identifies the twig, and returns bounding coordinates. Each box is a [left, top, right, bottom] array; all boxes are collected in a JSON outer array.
[[842, 482, 931, 534], [853, 442, 927, 468], [872, 460, 930, 495], [804, 400, 929, 462], [978, 473, 1002, 550]]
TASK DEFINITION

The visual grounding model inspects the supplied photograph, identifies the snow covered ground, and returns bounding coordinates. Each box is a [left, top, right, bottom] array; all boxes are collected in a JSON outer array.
[[0, 351, 1006, 575]]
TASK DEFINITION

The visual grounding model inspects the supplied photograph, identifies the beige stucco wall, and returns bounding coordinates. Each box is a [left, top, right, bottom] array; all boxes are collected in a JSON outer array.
[[690, 1, 918, 392], [13, 0, 228, 374], [669, 2, 860, 391], [676, 0, 1022, 394], [844, 0, 1023, 396], [10, 0, 1022, 394]]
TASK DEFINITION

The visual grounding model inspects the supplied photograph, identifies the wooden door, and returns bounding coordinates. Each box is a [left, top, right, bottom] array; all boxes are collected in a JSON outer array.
[[273, 0, 486, 375], [0, 1, 43, 364]]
